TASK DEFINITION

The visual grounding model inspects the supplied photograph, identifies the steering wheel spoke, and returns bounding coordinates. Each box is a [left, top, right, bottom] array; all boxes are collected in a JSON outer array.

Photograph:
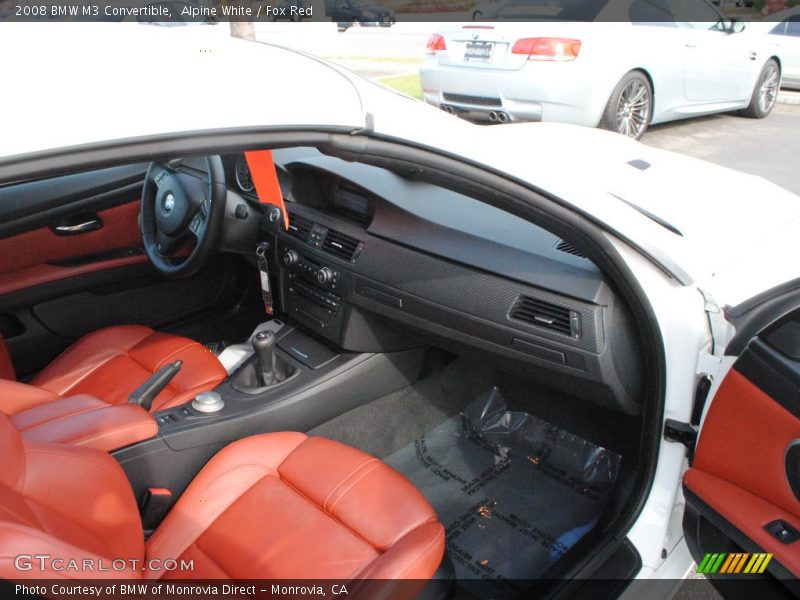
[[149, 165, 169, 190], [155, 231, 181, 256]]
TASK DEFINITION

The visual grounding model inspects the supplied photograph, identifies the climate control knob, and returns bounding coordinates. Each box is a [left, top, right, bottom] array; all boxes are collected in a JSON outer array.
[[282, 250, 299, 266], [316, 267, 334, 285]]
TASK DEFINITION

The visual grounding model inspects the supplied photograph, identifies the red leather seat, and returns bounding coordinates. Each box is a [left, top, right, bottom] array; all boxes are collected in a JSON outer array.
[[0, 415, 445, 582], [0, 325, 226, 412]]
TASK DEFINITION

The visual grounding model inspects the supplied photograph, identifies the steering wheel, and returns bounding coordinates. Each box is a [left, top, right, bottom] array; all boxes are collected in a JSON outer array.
[[140, 157, 227, 277]]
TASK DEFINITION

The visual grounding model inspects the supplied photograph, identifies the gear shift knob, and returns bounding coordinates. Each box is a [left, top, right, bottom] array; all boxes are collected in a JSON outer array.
[[252, 330, 277, 352], [252, 330, 277, 385]]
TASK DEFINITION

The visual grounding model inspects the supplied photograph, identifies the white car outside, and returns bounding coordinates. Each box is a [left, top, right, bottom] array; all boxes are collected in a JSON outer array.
[[420, 0, 783, 138]]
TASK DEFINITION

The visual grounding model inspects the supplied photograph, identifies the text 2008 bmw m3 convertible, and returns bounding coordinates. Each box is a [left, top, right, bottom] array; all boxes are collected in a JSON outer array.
[[1, 23, 800, 600]]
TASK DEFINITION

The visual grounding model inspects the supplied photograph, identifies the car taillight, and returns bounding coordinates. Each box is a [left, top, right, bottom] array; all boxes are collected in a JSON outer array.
[[426, 34, 446, 54], [511, 37, 581, 61]]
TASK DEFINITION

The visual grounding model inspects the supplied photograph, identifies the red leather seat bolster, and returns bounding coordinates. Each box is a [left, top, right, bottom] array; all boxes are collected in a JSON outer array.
[[12, 394, 157, 452], [0, 334, 14, 381]]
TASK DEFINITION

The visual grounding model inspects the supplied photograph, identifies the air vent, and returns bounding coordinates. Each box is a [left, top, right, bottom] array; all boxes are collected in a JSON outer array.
[[322, 229, 362, 262], [627, 159, 651, 171], [555, 240, 587, 258], [287, 213, 313, 241], [509, 295, 574, 337]]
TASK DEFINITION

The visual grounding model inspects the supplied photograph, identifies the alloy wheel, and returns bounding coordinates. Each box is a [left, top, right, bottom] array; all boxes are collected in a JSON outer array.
[[616, 79, 650, 139], [758, 64, 779, 114]]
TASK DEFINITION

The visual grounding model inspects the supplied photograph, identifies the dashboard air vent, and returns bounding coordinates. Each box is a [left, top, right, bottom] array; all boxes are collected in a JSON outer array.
[[555, 240, 587, 258], [509, 295, 574, 337], [322, 229, 362, 262], [287, 213, 313, 241]]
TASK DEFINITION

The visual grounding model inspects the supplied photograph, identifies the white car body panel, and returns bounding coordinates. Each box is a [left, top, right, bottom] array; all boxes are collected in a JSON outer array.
[[607, 240, 710, 577], [3, 24, 800, 585], [748, 7, 800, 88], [0, 24, 366, 160]]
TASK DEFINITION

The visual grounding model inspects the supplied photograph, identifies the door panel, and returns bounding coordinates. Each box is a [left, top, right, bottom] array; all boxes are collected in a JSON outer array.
[[30, 261, 234, 339], [686, 366, 800, 575], [684, 303, 800, 598], [0, 200, 146, 296], [682, 28, 753, 102]]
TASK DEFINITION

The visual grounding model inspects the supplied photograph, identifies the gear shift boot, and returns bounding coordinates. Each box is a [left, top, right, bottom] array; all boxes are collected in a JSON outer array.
[[230, 331, 298, 394]]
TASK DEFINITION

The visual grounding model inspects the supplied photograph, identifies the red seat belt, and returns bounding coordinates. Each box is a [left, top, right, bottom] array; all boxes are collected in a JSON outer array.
[[244, 150, 289, 230]]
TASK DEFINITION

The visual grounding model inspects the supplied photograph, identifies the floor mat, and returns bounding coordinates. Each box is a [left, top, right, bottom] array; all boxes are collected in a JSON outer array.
[[385, 387, 621, 598]]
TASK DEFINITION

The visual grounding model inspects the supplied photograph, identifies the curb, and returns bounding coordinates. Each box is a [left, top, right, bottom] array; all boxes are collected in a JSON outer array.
[[778, 91, 800, 106]]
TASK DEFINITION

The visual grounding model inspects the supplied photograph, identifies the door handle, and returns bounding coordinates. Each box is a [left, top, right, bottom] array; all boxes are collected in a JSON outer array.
[[51, 219, 102, 235]]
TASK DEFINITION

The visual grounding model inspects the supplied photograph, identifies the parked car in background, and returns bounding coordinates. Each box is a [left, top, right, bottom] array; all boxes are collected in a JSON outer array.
[[751, 7, 800, 88], [325, 0, 395, 30], [420, 0, 782, 139]]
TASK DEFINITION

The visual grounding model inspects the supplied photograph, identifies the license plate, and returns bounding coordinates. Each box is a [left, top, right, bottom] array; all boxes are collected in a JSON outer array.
[[464, 41, 494, 62]]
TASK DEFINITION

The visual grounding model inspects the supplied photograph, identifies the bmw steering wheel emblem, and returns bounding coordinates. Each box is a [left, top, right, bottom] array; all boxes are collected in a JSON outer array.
[[164, 193, 175, 213]]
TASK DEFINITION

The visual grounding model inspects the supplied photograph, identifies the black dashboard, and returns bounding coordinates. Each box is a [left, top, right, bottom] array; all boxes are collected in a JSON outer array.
[[224, 149, 644, 414]]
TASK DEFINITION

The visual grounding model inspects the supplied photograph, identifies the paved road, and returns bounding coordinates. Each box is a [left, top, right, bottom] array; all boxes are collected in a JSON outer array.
[[644, 103, 800, 196]]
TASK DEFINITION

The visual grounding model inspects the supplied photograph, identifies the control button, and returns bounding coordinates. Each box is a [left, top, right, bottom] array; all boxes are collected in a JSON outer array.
[[191, 391, 225, 414], [765, 519, 800, 544], [189, 213, 202, 234], [283, 250, 299, 266], [316, 267, 334, 285]]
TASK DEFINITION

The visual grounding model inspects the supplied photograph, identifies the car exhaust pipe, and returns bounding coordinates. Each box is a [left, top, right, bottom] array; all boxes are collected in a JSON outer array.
[[497, 112, 509, 123], [440, 104, 455, 114], [488, 111, 498, 122]]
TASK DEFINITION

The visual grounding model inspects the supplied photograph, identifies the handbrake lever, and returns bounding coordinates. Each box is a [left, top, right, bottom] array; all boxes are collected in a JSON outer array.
[[128, 360, 183, 411]]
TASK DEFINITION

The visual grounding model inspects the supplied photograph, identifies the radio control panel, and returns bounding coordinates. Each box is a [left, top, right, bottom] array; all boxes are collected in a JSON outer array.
[[277, 241, 346, 338], [281, 248, 340, 290]]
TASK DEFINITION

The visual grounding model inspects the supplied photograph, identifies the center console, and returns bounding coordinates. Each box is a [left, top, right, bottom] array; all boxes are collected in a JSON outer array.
[[114, 325, 424, 512], [112, 203, 425, 518]]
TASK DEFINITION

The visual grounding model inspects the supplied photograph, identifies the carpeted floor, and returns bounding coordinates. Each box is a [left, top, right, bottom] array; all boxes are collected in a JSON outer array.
[[308, 356, 495, 458]]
